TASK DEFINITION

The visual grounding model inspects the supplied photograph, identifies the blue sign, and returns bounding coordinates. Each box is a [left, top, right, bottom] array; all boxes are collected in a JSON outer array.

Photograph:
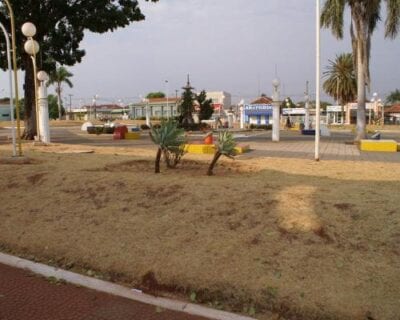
[[244, 104, 273, 116]]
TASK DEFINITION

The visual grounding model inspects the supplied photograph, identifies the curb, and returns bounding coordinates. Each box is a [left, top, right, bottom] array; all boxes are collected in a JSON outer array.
[[0, 252, 256, 320]]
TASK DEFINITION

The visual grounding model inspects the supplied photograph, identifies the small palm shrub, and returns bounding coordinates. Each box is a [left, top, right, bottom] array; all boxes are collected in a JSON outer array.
[[149, 119, 187, 173], [207, 131, 236, 176]]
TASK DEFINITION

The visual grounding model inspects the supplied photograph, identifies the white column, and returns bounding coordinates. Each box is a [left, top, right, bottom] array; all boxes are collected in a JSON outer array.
[[240, 106, 244, 129], [38, 81, 50, 143], [315, 0, 321, 161], [272, 79, 280, 142], [145, 100, 150, 126]]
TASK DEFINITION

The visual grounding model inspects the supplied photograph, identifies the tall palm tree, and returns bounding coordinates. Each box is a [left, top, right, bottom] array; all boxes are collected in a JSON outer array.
[[323, 53, 357, 123], [321, 0, 400, 141], [47, 66, 73, 120]]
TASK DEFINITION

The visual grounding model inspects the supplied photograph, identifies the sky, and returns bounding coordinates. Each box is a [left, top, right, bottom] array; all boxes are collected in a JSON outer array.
[[1, 0, 399, 107]]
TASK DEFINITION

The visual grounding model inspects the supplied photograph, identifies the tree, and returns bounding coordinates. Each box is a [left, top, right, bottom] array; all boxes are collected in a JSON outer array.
[[146, 92, 165, 99], [47, 66, 73, 120], [207, 131, 236, 176], [321, 0, 400, 141], [0, 0, 158, 139], [149, 119, 186, 173], [196, 90, 213, 121], [323, 53, 357, 122], [386, 89, 400, 105], [178, 76, 195, 125], [280, 97, 296, 109], [48, 94, 65, 120]]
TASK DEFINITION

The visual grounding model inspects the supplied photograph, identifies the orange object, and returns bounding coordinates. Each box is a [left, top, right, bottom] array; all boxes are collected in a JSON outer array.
[[204, 134, 213, 145]]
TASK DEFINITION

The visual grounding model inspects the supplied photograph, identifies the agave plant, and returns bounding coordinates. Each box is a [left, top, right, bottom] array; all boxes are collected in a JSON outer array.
[[207, 131, 236, 176], [149, 119, 186, 173]]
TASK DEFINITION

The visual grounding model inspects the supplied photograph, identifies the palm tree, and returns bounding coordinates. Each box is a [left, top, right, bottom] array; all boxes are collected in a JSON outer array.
[[47, 66, 73, 120], [321, 0, 400, 141], [323, 53, 357, 123], [207, 131, 236, 176], [149, 119, 186, 173], [386, 89, 400, 105]]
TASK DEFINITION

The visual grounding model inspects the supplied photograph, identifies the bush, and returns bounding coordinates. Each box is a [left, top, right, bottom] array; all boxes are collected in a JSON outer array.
[[87, 126, 96, 134], [152, 124, 161, 129], [249, 124, 272, 130], [103, 126, 115, 134], [140, 124, 150, 130]]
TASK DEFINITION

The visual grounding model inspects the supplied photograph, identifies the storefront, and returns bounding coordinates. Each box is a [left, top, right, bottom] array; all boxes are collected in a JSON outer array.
[[244, 104, 273, 125]]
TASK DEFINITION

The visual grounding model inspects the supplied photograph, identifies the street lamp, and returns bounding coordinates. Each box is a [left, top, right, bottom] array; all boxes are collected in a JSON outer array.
[[315, 0, 321, 161], [37, 70, 50, 143], [272, 78, 280, 142], [285, 98, 291, 128], [22, 22, 40, 141], [0, 21, 16, 156], [143, 98, 150, 126], [3, 0, 22, 156], [92, 94, 98, 120]]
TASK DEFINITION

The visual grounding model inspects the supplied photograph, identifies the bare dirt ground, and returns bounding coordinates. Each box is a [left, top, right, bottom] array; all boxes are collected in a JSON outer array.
[[0, 142, 399, 320]]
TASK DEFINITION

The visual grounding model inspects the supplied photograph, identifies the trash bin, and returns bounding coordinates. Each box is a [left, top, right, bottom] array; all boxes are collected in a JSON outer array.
[[113, 125, 128, 139]]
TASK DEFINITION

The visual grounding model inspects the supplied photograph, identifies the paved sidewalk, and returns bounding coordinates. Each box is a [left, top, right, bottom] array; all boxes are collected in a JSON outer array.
[[0, 263, 209, 320], [236, 130, 400, 162]]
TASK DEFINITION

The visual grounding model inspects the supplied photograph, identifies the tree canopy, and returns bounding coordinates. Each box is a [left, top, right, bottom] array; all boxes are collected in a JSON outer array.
[[146, 92, 166, 99], [0, 0, 158, 138], [323, 53, 357, 106], [196, 90, 213, 121], [386, 89, 400, 105], [321, 0, 400, 140]]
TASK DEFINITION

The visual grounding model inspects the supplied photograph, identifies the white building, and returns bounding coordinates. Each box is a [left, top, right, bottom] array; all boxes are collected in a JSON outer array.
[[206, 91, 231, 115]]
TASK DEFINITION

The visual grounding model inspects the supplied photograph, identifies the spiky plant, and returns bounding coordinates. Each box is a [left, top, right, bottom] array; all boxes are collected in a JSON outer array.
[[207, 131, 236, 176], [149, 119, 186, 173]]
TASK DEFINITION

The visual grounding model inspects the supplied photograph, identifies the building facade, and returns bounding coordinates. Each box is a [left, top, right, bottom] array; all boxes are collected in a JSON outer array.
[[129, 97, 180, 119], [0, 105, 12, 121], [206, 91, 232, 115], [244, 96, 273, 125]]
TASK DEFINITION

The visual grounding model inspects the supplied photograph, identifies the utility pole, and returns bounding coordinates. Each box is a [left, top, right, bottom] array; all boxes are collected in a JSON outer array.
[[305, 81, 310, 130]]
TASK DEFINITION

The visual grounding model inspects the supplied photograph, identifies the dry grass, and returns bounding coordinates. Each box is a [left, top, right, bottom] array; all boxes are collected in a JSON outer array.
[[0, 143, 399, 320]]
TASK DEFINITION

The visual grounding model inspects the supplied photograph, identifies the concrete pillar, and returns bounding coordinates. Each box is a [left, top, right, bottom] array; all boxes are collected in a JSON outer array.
[[38, 81, 50, 143], [272, 79, 280, 142]]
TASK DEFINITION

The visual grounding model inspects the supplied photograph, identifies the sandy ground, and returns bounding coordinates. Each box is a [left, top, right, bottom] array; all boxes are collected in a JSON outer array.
[[0, 142, 399, 320]]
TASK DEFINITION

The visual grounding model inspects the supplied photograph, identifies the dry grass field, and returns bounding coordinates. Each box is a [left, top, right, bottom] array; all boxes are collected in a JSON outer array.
[[0, 142, 399, 320]]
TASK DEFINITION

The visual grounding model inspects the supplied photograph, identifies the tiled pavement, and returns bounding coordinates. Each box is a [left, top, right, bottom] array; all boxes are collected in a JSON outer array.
[[0, 263, 209, 320]]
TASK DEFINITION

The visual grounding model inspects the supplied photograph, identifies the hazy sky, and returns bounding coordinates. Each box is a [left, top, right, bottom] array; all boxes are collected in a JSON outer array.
[[1, 0, 399, 107]]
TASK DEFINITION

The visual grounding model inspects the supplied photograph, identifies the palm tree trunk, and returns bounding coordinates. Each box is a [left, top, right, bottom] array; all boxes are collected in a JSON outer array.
[[155, 148, 162, 173], [207, 152, 221, 176], [355, 38, 367, 141], [22, 55, 36, 140], [57, 85, 62, 120]]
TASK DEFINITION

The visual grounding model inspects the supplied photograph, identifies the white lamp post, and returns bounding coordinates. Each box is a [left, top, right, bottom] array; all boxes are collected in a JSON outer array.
[[143, 98, 150, 126], [37, 70, 50, 143], [3, 0, 22, 156], [272, 78, 280, 142], [239, 99, 245, 129], [22, 22, 40, 141], [0, 22, 16, 156], [315, 0, 321, 161], [92, 94, 98, 120]]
